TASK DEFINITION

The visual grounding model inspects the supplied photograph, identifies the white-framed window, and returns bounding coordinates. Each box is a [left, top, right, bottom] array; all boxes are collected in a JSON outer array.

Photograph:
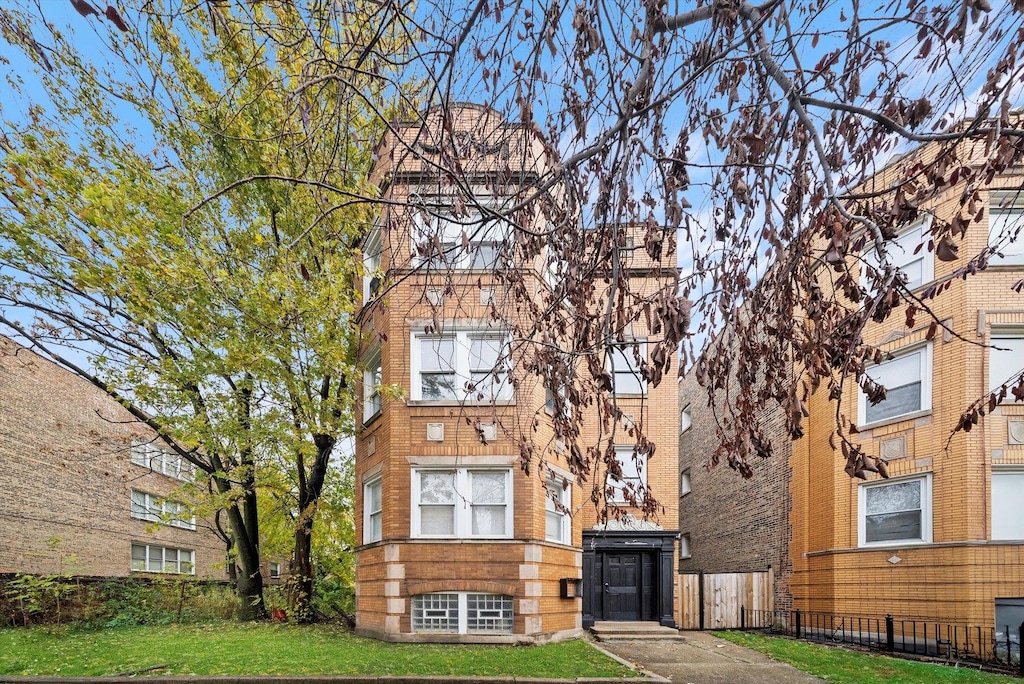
[[680, 533, 691, 559], [362, 223, 383, 300], [858, 474, 932, 546], [130, 543, 195, 574], [988, 332, 1024, 396], [988, 191, 1024, 265], [411, 468, 513, 538], [411, 592, 513, 634], [545, 474, 572, 544], [992, 467, 1024, 540], [411, 330, 512, 402], [680, 469, 692, 496], [608, 446, 647, 503], [680, 406, 692, 433], [861, 218, 934, 291], [363, 345, 382, 421], [411, 204, 512, 270], [858, 344, 932, 426], [609, 342, 647, 396], [364, 475, 383, 543], [131, 440, 194, 482], [269, 562, 281, 579], [130, 490, 195, 530]]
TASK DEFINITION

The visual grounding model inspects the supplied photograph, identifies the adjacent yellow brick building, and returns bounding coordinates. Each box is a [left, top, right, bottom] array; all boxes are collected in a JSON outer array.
[[791, 148, 1024, 642], [680, 137, 1024, 647], [354, 104, 680, 642]]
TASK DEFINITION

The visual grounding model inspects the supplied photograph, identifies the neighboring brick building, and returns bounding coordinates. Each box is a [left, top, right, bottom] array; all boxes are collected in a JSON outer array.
[[353, 103, 680, 643], [0, 335, 227, 579], [677, 352, 794, 615], [679, 141, 1024, 642]]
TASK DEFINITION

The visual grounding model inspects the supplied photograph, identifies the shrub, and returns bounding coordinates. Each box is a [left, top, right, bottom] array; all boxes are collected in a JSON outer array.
[[0, 574, 238, 627]]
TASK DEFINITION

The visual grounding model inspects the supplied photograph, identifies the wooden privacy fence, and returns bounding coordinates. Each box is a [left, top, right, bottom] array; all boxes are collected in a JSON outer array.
[[679, 569, 774, 630]]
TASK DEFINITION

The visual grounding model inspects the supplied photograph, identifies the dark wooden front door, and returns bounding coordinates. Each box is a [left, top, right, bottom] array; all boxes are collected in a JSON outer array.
[[605, 553, 642, 620]]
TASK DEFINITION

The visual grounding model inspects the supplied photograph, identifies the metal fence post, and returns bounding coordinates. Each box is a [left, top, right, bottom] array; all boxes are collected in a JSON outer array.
[[886, 615, 895, 652], [1018, 621, 1023, 676], [795, 609, 801, 639], [741, 606, 745, 630]]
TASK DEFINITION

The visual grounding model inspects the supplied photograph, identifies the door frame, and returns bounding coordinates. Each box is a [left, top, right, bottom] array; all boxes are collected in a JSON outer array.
[[582, 529, 677, 628]]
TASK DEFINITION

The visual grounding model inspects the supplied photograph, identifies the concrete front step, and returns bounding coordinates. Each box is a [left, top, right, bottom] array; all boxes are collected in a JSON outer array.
[[590, 621, 686, 642]]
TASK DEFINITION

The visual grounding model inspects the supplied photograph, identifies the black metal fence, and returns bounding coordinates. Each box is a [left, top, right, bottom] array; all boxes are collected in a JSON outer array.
[[739, 607, 1023, 675]]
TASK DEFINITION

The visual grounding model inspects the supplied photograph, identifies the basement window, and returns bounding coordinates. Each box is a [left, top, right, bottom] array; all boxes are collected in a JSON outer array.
[[411, 592, 513, 634]]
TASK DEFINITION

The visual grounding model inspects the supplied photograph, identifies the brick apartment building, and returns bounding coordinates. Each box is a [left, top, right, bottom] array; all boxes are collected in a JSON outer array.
[[0, 335, 227, 579], [353, 103, 681, 642], [678, 141, 1024, 640]]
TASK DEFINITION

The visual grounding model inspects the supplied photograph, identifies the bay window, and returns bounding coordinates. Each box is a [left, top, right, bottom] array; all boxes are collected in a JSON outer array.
[[545, 474, 572, 544], [412, 330, 512, 402], [363, 346, 382, 421], [411, 468, 512, 538], [411, 205, 511, 270], [364, 476, 383, 543]]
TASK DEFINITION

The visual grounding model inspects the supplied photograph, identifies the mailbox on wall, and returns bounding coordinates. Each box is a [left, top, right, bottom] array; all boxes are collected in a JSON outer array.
[[559, 577, 583, 599]]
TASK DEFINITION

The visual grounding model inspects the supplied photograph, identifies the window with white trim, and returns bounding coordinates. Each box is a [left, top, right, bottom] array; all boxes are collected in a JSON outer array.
[[411, 592, 513, 634], [680, 469, 692, 496], [411, 468, 512, 538], [988, 191, 1024, 265], [130, 543, 195, 574], [363, 346, 382, 421], [269, 562, 281, 579], [545, 474, 572, 544], [858, 344, 932, 426], [131, 440, 194, 481], [609, 342, 647, 396], [992, 467, 1024, 540], [411, 205, 511, 270], [411, 330, 512, 401], [680, 406, 692, 433], [858, 474, 932, 546], [364, 475, 383, 543], [608, 446, 647, 503], [130, 490, 195, 530], [362, 224, 383, 300], [988, 332, 1024, 396], [680, 533, 691, 559], [861, 218, 934, 291]]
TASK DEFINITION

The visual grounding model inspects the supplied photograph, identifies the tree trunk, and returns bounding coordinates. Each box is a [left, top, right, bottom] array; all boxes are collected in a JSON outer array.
[[288, 432, 334, 622], [290, 511, 315, 622], [235, 482, 266, 620]]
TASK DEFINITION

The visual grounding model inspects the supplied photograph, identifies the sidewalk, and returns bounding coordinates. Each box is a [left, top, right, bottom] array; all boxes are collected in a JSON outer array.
[[595, 631, 824, 683]]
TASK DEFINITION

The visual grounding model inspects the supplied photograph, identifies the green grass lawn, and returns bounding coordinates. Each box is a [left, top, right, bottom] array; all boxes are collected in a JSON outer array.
[[0, 622, 636, 678], [714, 631, 1020, 684]]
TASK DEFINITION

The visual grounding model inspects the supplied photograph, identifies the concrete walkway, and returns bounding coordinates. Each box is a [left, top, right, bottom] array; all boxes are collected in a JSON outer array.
[[596, 631, 825, 683]]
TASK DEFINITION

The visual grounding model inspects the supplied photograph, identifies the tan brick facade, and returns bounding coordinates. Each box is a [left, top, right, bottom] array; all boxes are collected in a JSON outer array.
[[680, 147, 1024, 633], [354, 104, 680, 642], [0, 336, 227, 580]]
